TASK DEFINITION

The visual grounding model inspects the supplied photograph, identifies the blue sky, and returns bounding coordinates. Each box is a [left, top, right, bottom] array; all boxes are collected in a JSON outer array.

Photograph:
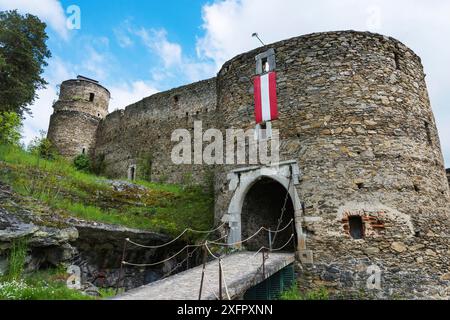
[[0, 0, 449, 167]]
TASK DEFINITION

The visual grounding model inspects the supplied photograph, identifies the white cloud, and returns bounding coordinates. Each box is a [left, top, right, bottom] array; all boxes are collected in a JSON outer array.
[[0, 0, 69, 39], [21, 56, 73, 146], [196, 0, 450, 165], [108, 81, 159, 111], [137, 28, 182, 68], [81, 46, 108, 80]]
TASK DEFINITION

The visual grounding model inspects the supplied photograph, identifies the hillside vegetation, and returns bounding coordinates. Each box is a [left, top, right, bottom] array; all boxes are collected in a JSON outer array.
[[0, 144, 214, 239]]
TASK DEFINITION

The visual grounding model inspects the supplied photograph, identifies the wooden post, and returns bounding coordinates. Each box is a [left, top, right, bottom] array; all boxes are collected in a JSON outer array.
[[116, 239, 128, 294], [198, 244, 207, 300], [219, 258, 223, 300], [262, 249, 266, 279], [186, 246, 190, 270], [268, 228, 272, 252], [291, 221, 297, 252]]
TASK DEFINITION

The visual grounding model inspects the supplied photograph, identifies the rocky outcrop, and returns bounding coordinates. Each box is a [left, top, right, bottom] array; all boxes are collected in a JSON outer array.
[[0, 182, 190, 290]]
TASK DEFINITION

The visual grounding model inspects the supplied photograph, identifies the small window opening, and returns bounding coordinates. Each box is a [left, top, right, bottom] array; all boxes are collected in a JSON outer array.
[[424, 121, 432, 145], [262, 57, 269, 73], [89, 93, 95, 102], [394, 52, 400, 70], [356, 182, 364, 189], [82, 148, 86, 155], [174, 95, 179, 104], [414, 184, 420, 192], [186, 112, 189, 117], [129, 166, 136, 181], [349, 216, 364, 239]]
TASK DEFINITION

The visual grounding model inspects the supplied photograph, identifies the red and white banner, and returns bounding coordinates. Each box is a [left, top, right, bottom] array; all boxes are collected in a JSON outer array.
[[254, 71, 278, 124]]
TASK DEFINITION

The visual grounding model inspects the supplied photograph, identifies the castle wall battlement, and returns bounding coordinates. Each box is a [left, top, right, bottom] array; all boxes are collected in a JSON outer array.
[[94, 77, 217, 184], [48, 31, 450, 298]]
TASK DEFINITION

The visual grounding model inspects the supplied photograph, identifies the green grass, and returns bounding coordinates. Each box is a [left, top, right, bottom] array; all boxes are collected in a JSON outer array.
[[0, 267, 115, 300], [0, 144, 214, 239], [5, 239, 28, 281], [0, 243, 106, 300], [279, 283, 329, 300]]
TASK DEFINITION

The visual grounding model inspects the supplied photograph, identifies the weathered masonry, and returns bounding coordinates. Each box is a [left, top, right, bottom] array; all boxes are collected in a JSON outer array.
[[48, 31, 450, 299]]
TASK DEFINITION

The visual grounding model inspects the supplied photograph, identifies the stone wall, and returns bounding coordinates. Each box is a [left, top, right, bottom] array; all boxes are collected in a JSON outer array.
[[48, 78, 110, 159], [49, 31, 450, 298], [446, 168, 450, 187], [93, 78, 217, 185], [213, 31, 450, 298], [48, 110, 101, 159]]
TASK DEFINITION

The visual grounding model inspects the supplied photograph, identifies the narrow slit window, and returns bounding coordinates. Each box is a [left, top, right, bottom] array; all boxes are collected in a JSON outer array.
[[89, 93, 95, 102], [349, 216, 364, 239], [82, 148, 86, 155], [394, 52, 400, 70]]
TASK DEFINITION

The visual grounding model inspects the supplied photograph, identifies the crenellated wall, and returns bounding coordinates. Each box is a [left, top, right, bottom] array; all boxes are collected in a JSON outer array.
[[49, 31, 450, 299], [93, 78, 217, 185]]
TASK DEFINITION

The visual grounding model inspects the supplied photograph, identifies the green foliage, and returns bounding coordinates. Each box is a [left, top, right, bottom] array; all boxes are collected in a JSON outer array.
[[0, 144, 214, 239], [0, 111, 21, 145], [0, 279, 94, 300], [27, 130, 57, 160], [279, 283, 329, 300], [137, 153, 153, 182], [73, 154, 90, 172], [0, 10, 51, 116], [5, 238, 28, 281], [0, 267, 113, 300]]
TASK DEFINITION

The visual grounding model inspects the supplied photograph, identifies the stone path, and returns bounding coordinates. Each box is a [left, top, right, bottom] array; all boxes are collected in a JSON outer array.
[[115, 251, 295, 300]]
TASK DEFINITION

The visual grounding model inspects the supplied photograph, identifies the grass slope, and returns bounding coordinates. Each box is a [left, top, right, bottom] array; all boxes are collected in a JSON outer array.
[[0, 145, 214, 239]]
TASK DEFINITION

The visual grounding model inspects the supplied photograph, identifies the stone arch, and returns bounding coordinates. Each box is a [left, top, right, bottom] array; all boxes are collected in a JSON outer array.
[[224, 162, 303, 250]]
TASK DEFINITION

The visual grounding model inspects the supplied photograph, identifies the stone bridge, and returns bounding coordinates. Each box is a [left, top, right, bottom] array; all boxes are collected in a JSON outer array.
[[114, 251, 295, 300]]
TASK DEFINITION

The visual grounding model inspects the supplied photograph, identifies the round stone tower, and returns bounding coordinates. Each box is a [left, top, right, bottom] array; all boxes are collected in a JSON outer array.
[[215, 31, 449, 298], [47, 75, 110, 159]]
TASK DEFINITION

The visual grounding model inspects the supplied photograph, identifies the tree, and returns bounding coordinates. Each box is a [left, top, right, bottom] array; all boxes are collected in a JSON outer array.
[[0, 10, 51, 116], [0, 111, 22, 145]]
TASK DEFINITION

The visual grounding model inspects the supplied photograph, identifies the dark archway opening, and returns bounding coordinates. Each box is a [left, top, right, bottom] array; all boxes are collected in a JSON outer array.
[[241, 177, 297, 251], [130, 166, 136, 181]]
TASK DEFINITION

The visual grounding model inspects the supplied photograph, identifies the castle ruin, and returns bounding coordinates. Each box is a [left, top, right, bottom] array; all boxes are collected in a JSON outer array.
[[48, 31, 450, 298]]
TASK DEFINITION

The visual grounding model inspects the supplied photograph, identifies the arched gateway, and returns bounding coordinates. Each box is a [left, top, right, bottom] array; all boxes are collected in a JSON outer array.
[[223, 161, 304, 252]]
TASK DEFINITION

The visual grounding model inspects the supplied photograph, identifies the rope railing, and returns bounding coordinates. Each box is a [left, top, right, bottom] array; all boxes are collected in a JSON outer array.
[[118, 171, 298, 299], [262, 218, 294, 234], [208, 218, 293, 247], [125, 222, 227, 249], [122, 243, 204, 267], [162, 233, 229, 278], [252, 233, 295, 257]]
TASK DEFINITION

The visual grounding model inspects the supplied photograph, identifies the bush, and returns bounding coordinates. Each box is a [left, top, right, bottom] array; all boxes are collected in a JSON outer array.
[[27, 130, 57, 160], [73, 154, 90, 172], [0, 112, 22, 146]]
